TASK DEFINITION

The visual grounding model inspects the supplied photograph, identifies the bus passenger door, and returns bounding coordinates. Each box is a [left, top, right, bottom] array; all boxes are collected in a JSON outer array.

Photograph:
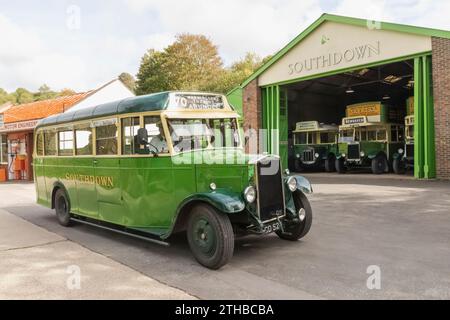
[[73, 157, 98, 218], [73, 126, 98, 218], [94, 157, 122, 224]]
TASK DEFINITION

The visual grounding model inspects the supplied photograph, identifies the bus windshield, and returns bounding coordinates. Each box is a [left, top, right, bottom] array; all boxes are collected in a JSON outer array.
[[339, 129, 354, 143], [168, 118, 241, 153]]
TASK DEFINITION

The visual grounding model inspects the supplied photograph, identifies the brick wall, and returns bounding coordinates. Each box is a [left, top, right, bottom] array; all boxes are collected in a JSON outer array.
[[431, 37, 450, 180], [243, 79, 262, 152]]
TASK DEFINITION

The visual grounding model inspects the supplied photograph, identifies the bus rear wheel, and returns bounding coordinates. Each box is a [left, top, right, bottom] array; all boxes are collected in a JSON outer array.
[[187, 204, 234, 270], [54, 189, 73, 227]]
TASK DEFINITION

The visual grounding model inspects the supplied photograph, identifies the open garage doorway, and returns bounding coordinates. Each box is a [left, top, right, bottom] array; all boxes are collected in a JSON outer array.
[[283, 59, 415, 175]]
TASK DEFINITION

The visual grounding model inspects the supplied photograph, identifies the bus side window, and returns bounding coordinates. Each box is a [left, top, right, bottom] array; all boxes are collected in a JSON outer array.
[[360, 129, 367, 141], [36, 132, 44, 156], [121, 117, 140, 155], [75, 126, 93, 155], [58, 130, 74, 156], [44, 130, 57, 156], [96, 124, 118, 155], [398, 127, 405, 141], [144, 116, 169, 154]]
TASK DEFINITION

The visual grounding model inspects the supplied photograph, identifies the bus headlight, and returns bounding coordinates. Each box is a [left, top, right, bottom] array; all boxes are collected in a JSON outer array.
[[360, 151, 365, 157], [314, 153, 320, 159], [244, 186, 256, 203], [398, 148, 404, 155], [287, 176, 297, 192]]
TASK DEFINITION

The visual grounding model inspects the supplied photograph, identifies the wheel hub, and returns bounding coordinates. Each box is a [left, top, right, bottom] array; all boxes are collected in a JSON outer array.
[[192, 218, 216, 256]]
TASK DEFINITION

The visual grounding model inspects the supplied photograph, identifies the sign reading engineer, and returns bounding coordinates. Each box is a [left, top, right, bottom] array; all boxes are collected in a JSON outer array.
[[288, 41, 381, 76]]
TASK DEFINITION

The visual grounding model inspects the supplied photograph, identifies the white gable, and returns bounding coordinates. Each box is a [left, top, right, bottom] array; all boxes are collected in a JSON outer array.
[[259, 21, 432, 86], [69, 79, 135, 112]]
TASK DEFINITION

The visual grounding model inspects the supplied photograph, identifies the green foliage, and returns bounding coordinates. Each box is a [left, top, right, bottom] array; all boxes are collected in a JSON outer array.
[[136, 34, 224, 95], [0, 88, 16, 105], [119, 72, 136, 93], [136, 35, 267, 95], [14, 88, 34, 104], [35, 84, 59, 101], [0, 86, 78, 106]]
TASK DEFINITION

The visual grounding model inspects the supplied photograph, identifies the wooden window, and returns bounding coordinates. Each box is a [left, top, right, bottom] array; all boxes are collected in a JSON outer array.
[[58, 130, 74, 156], [44, 131, 57, 156], [121, 117, 140, 155], [75, 126, 93, 155], [96, 123, 118, 155]]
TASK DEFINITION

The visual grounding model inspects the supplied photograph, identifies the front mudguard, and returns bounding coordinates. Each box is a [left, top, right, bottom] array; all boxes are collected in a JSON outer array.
[[178, 189, 245, 214], [283, 175, 313, 219], [164, 189, 246, 239]]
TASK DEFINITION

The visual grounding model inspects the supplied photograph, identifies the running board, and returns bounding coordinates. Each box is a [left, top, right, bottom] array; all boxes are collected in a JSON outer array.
[[70, 216, 170, 247]]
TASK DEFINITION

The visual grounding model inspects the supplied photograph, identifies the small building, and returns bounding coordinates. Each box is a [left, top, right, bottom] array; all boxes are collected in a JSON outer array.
[[228, 13, 450, 180], [0, 79, 134, 181]]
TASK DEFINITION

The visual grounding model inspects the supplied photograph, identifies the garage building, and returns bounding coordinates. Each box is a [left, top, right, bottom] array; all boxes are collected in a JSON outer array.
[[229, 14, 450, 180]]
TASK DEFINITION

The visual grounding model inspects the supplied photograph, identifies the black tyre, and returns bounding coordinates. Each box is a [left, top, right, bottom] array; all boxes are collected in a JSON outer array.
[[335, 158, 346, 174], [276, 191, 312, 241], [54, 188, 72, 227], [371, 154, 387, 175], [325, 155, 336, 172], [187, 204, 234, 270], [393, 158, 406, 174]]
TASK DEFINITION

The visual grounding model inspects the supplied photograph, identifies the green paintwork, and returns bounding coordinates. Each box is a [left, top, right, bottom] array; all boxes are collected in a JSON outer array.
[[278, 89, 289, 171], [338, 141, 403, 165], [262, 86, 286, 167], [414, 56, 436, 179], [226, 87, 243, 118], [241, 13, 450, 88]]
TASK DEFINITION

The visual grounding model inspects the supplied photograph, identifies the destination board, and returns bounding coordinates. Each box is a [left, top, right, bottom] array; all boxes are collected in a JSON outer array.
[[171, 94, 225, 110], [346, 102, 381, 118]]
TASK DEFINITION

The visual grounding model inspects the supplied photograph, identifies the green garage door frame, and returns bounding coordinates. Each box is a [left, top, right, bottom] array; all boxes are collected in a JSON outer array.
[[260, 53, 436, 179]]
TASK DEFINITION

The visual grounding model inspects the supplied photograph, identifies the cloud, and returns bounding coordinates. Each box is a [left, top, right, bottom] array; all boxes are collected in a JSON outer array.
[[2, 0, 450, 94], [0, 14, 89, 92], [123, 0, 323, 64]]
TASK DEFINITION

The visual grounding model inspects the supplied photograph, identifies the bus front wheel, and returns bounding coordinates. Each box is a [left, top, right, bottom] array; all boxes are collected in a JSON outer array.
[[372, 154, 387, 175], [187, 204, 234, 270], [335, 158, 346, 174], [54, 189, 73, 227]]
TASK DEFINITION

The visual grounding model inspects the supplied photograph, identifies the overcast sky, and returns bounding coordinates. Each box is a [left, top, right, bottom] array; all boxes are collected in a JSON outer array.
[[0, 0, 449, 92]]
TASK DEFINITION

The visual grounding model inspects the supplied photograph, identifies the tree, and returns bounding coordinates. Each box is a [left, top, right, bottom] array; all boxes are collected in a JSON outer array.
[[208, 53, 269, 94], [135, 34, 223, 94], [118, 72, 136, 93], [0, 88, 16, 105], [136, 49, 170, 95], [59, 88, 76, 96], [13, 88, 34, 104], [35, 84, 58, 101]]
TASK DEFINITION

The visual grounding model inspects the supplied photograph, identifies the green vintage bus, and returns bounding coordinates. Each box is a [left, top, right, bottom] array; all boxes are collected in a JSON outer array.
[[33, 92, 313, 269], [393, 97, 415, 174], [292, 121, 338, 172], [335, 102, 404, 174]]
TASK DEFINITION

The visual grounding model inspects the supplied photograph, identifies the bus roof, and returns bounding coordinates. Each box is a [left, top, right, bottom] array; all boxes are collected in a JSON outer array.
[[36, 91, 235, 129]]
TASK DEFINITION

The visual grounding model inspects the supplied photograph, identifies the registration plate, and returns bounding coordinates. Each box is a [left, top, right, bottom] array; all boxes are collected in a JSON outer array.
[[262, 221, 281, 234]]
